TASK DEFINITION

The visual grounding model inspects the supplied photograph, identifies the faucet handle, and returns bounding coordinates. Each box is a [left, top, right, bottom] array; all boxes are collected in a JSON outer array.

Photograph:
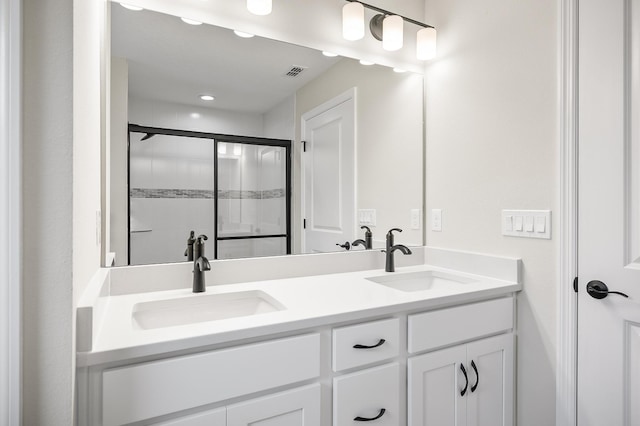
[[187, 230, 195, 243], [387, 228, 403, 237]]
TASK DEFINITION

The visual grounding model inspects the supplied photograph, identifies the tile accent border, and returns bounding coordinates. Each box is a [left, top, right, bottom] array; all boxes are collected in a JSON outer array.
[[130, 188, 285, 200]]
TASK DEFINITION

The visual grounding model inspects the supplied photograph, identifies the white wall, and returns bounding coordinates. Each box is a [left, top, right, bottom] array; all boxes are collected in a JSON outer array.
[[110, 57, 129, 266], [22, 0, 74, 423], [295, 59, 424, 251], [423, 0, 558, 425]]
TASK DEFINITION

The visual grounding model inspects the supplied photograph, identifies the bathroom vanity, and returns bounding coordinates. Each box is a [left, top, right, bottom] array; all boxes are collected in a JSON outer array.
[[76, 248, 520, 426]]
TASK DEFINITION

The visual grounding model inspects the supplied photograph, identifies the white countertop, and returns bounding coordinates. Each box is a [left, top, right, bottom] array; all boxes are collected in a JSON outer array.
[[77, 253, 521, 367]]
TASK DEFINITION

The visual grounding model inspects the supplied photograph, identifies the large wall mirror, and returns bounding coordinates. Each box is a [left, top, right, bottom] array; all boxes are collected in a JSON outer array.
[[107, 3, 424, 266]]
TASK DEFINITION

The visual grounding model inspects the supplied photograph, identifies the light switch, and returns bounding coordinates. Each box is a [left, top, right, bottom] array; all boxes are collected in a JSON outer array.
[[525, 216, 534, 232], [514, 216, 524, 231], [358, 209, 377, 226], [504, 215, 513, 232], [502, 210, 551, 239]]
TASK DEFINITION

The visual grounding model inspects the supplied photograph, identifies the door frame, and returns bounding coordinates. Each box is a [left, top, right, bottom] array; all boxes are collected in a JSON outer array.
[[0, 0, 22, 423], [557, 0, 579, 424], [300, 88, 357, 252]]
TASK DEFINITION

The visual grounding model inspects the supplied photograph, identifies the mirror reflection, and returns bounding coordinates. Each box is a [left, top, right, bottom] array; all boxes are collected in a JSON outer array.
[[108, 4, 424, 266]]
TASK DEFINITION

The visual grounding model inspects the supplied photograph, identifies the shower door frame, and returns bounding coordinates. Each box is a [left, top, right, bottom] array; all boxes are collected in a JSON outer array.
[[128, 123, 292, 262]]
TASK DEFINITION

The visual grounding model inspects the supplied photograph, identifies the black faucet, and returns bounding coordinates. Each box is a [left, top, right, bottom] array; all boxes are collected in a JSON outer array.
[[192, 234, 211, 293], [184, 230, 196, 261], [384, 228, 412, 272], [352, 226, 373, 250]]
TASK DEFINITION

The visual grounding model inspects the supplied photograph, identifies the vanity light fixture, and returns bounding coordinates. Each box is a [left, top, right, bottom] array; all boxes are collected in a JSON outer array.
[[382, 15, 403, 51], [119, 3, 143, 11], [234, 30, 255, 38], [199, 95, 215, 101], [247, 0, 272, 16], [342, 0, 437, 60], [181, 17, 203, 25], [342, 2, 365, 41]]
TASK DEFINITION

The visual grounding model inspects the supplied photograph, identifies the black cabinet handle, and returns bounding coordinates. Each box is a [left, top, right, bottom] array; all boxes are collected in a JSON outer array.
[[353, 339, 386, 349], [354, 408, 386, 421], [460, 363, 469, 396], [470, 360, 479, 392], [586, 280, 629, 299]]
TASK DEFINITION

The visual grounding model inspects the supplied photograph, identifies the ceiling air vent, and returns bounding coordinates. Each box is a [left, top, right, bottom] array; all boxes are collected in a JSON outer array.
[[284, 65, 307, 77]]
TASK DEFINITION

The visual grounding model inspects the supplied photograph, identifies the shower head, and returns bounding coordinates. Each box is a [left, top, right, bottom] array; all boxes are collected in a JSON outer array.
[[141, 133, 156, 141]]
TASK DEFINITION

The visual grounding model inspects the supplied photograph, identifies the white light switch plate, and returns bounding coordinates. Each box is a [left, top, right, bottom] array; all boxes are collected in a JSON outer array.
[[358, 209, 377, 226], [502, 210, 551, 239]]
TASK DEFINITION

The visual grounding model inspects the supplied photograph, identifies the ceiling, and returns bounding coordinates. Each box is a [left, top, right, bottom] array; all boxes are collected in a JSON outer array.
[[111, 5, 341, 114]]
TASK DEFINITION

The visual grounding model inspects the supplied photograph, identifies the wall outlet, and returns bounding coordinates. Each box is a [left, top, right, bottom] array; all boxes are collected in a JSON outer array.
[[431, 209, 442, 232], [410, 209, 421, 230]]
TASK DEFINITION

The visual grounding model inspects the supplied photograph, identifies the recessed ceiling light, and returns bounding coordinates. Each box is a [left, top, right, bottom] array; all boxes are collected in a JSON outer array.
[[322, 51, 338, 57], [120, 3, 143, 11], [234, 30, 255, 38], [359, 60, 374, 66], [181, 17, 203, 25], [199, 95, 215, 101], [393, 67, 406, 73], [190, 113, 201, 119]]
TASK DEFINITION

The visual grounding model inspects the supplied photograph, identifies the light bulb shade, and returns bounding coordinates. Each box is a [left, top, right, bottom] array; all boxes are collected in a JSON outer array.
[[416, 27, 437, 60], [383, 15, 403, 51], [343, 2, 365, 41], [247, 0, 272, 15]]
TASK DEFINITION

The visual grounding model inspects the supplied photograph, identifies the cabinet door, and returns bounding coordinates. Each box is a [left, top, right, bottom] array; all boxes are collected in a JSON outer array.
[[408, 345, 467, 426], [333, 363, 400, 426], [226, 384, 321, 426], [466, 334, 514, 426]]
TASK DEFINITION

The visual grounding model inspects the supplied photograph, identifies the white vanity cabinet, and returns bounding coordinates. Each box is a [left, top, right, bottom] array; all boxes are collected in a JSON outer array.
[[407, 298, 515, 426], [80, 296, 517, 426]]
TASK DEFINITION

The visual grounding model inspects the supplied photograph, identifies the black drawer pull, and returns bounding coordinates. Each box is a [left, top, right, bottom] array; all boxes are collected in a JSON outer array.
[[470, 360, 479, 392], [354, 408, 386, 421], [353, 339, 386, 349]]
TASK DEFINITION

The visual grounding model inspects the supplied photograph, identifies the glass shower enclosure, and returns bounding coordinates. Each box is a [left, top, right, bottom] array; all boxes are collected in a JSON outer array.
[[128, 124, 291, 265]]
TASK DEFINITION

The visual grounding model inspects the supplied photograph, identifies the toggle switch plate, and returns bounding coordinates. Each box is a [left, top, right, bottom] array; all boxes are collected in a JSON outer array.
[[502, 210, 551, 239]]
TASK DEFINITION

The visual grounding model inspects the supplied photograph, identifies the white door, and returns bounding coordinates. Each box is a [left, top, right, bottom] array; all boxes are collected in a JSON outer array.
[[226, 384, 321, 426], [302, 92, 355, 253], [466, 334, 513, 426], [408, 345, 467, 426], [578, 0, 640, 424]]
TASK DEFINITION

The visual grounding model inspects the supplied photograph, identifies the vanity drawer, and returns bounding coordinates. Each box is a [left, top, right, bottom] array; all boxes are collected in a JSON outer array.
[[408, 297, 514, 354], [332, 318, 400, 372], [102, 333, 320, 426], [333, 363, 400, 426]]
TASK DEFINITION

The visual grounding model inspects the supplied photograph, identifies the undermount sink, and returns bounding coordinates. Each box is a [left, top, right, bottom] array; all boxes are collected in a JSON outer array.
[[366, 270, 477, 292], [132, 290, 285, 330]]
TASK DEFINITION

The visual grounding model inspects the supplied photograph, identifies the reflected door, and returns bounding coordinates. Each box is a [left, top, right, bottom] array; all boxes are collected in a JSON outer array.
[[216, 141, 291, 259], [302, 95, 356, 253]]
